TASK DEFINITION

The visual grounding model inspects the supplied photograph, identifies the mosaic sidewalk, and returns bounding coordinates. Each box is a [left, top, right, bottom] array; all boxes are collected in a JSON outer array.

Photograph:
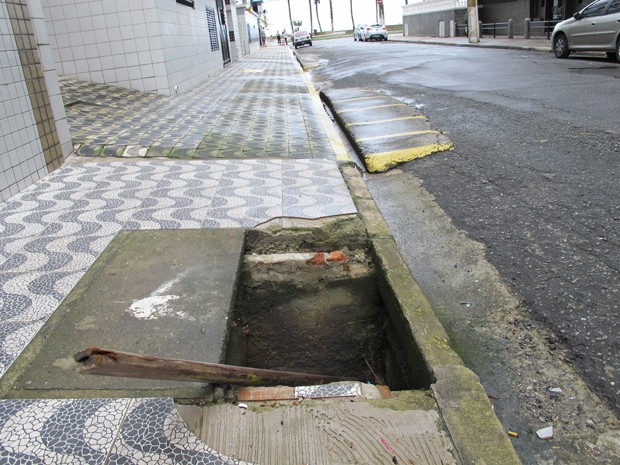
[[62, 47, 335, 160], [0, 159, 356, 463]]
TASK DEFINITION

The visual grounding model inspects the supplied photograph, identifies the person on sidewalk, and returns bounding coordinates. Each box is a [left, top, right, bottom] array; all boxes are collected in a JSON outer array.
[[283, 29, 288, 46], [277, 32, 281, 45]]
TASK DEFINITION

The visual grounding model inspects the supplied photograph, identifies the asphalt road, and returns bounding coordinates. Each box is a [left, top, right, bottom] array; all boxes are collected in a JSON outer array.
[[299, 37, 619, 462]]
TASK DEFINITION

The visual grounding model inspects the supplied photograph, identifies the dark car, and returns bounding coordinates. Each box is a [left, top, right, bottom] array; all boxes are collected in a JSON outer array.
[[552, 0, 620, 61]]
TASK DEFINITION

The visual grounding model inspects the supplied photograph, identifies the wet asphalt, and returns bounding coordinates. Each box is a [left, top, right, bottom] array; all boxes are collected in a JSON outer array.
[[297, 35, 620, 464]]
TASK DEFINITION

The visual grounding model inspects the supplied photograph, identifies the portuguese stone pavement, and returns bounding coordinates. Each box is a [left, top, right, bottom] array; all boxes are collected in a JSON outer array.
[[0, 45, 357, 463]]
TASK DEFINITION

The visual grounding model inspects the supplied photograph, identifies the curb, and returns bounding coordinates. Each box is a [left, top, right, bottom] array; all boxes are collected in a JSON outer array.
[[339, 162, 523, 465], [388, 37, 552, 53]]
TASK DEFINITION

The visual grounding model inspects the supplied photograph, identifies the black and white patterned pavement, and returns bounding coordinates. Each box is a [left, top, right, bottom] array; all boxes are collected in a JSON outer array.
[[0, 160, 356, 463], [0, 44, 359, 463]]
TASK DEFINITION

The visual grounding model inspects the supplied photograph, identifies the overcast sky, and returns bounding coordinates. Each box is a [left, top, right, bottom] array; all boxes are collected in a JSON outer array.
[[260, 0, 405, 34]]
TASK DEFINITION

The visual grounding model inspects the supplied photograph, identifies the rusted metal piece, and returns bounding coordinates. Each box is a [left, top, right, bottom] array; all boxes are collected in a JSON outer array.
[[74, 347, 352, 386]]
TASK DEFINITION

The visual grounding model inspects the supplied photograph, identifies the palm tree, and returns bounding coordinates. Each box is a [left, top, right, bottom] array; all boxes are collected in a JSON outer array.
[[329, 0, 334, 31], [287, 0, 294, 34], [308, 0, 314, 35], [350, 0, 355, 30], [314, 0, 323, 33]]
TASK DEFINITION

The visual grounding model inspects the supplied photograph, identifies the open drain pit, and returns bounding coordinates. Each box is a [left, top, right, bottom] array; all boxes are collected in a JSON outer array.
[[177, 225, 451, 464], [226, 236, 425, 391]]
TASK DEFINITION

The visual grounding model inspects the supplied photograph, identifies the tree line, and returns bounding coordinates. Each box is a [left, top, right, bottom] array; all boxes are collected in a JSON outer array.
[[286, 0, 359, 34]]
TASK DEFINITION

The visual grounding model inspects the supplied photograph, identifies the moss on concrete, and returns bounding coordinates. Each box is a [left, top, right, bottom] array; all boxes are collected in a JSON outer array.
[[369, 389, 439, 411], [342, 164, 523, 464], [433, 365, 522, 465]]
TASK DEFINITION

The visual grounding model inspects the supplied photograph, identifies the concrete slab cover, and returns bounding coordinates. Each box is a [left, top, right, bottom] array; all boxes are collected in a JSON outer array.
[[180, 398, 458, 465], [1, 229, 245, 397]]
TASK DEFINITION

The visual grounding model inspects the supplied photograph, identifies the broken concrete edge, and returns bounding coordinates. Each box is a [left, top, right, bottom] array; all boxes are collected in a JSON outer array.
[[338, 162, 523, 465], [244, 216, 369, 254]]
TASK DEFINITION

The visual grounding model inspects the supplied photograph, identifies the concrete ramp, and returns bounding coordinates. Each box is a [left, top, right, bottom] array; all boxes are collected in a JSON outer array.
[[322, 88, 453, 173], [0, 229, 245, 399]]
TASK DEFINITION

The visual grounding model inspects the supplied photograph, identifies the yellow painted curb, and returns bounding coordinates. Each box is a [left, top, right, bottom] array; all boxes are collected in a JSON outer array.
[[357, 130, 438, 142], [365, 143, 454, 173]]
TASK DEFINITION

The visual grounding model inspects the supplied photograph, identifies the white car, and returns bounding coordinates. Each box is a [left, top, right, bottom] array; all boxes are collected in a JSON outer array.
[[362, 24, 389, 41], [552, 0, 620, 61], [292, 30, 312, 49]]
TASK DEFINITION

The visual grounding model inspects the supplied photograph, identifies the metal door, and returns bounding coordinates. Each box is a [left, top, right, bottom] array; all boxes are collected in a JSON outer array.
[[215, 0, 231, 64]]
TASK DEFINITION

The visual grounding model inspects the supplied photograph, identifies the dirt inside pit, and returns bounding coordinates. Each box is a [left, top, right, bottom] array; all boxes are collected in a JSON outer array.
[[230, 266, 385, 382], [225, 223, 421, 389]]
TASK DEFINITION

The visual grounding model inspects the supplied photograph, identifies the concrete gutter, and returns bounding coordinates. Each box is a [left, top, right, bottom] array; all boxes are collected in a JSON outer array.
[[293, 48, 521, 463], [340, 162, 523, 465]]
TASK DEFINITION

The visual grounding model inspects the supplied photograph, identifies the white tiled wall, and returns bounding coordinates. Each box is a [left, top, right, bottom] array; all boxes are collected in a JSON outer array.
[[30, 0, 71, 157], [43, 0, 225, 96], [236, 6, 252, 56], [244, 8, 260, 55], [0, 0, 63, 203], [155, 0, 224, 95], [225, 5, 239, 62]]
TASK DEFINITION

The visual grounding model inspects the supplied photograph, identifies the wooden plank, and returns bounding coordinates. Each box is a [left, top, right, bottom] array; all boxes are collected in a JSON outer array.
[[74, 347, 352, 386]]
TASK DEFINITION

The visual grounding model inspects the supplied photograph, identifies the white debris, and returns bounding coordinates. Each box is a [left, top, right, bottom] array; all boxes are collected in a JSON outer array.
[[128, 295, 191, 320], [536, 426, 554, 439], [238, 403, 249, 409]]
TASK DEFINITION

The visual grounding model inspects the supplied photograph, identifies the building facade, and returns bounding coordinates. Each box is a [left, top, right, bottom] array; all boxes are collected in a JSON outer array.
[[1, 0, 261, 201], [237, 3, 261, 56], [403, 0, 596, 37], [41, 0, 238, 96], [403, 0, 467, 37]]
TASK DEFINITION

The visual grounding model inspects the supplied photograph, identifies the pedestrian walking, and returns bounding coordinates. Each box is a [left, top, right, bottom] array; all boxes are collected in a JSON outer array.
[[283, 29, 288, 46], [277, 32, 281, 45]]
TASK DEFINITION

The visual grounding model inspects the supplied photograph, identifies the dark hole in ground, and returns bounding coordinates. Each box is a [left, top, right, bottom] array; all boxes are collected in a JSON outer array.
[[226, 251, 419, 390]]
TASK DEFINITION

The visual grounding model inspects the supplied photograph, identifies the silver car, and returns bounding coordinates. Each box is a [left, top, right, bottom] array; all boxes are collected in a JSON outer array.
[[552, 0, 620, 61], [354, 24, 367, 41]]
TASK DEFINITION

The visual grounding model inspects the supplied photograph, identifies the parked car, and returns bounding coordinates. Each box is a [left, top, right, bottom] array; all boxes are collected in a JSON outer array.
[[363, 24, 389, 41], [292, 30, 312, 49], [552, 0, 620, 61], [354, 24, 367, 41]]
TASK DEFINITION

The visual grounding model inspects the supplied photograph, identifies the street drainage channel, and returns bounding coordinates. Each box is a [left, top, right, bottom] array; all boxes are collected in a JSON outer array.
[[174, 223, 458, 465], [224, 224, 424, 391]]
